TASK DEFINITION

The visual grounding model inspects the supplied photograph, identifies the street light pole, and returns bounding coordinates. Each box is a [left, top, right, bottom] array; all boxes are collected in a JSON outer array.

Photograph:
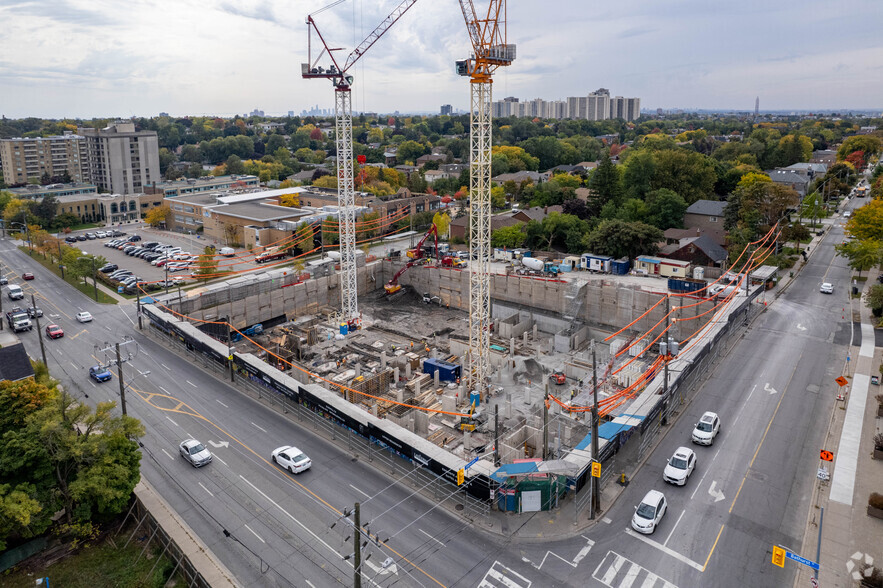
[[591, 339, 600, 517], [91, 257, 98, 302], [115, 343, 127, 416], [32, 294, 47, 367]]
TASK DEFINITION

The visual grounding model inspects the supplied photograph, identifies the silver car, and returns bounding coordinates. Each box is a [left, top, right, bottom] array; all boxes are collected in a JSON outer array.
[[179, 439, 213, 467]]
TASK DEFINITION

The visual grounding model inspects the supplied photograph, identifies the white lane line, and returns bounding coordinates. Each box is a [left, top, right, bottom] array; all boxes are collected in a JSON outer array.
[[161, 448, 174, 460], [71, 361, 78, 369], [198, 482, 214, 497], [251, 422, 268, 433], [213, 455, 228, 467], [243, 523, 265, 543], [142, 351, 150, 357], [119, 305, 135, 327], [305, 581, 316, 588], [350, 484, 370, 499], [90, 381, 97, 388], [239, 476, 342, 559], [664, 509, 686, 547], [161, 363, 171, 370], [216, 399, 229, 408], [419, 528, 445, 548], [624, 528, 704, 571], [57, 349, 63, 356], [166, 416, 179, 427], [186, 380, 197, 388], [602, 517, 612, 524], [159, 386, 169, 394]]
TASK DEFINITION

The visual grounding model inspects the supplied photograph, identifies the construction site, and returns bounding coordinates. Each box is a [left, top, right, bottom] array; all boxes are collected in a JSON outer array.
[[141, 0, 780, 511]]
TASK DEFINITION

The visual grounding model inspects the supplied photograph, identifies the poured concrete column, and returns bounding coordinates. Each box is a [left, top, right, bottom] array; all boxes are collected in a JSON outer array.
[[523, 331, 529, 344], [434, 370, 440, 387], [463, 430, 472, 451], [506, 392, 512, 418], [393, 366, 400, 382], [355, 363, 361, 377], [442, 393, 456, 413], [380, 351, 387, 369], [405, 363, 411, 379], [396, 388, 404, 403], [415, 380, 421, 397], [432, 347, 438, 359], [510, 337, 515, 355], [372, 404, 379, 417], [533, 324, 538, 340]]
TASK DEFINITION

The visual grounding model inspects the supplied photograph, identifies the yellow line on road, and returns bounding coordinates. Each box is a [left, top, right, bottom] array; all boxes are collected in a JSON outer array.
[[129, 384, 448, 588], [702, 524, 725, 571], [729, 355, 802, 514], [69, 329, 88, 340]]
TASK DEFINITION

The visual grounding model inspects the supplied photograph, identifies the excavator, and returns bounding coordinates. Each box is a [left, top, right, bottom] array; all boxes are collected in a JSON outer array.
[[384, 224, 439, 294]]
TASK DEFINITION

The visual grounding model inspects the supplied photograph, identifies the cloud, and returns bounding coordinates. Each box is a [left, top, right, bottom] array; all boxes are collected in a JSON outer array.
[[217, 0, 278, 24], [0, 0, 117, 27]]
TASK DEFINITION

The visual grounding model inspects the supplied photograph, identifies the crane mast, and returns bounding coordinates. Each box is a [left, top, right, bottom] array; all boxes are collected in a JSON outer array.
[[303, 1, 418, 330], [457, 0, 515, 400]]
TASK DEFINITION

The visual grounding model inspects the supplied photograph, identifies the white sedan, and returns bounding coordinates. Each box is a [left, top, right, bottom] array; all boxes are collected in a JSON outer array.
[[76, 311, 93, 322], [271, 445, 312, 474], [820, 282, 834, 294]]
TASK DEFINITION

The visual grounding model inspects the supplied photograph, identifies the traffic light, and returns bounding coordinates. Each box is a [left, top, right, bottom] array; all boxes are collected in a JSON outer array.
[[772, 545, 785, 568], [457, 468, 464, 486]]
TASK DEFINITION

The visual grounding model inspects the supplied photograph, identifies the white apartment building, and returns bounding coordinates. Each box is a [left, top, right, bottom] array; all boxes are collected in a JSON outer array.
[[78, 121, 161, 195], [0, 132, 85, 185], [493, 88, 641, 122]]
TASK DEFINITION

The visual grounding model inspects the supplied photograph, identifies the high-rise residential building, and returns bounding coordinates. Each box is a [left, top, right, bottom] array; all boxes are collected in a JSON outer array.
[[492, 88, 640, 122], [78, 122, 161, 195], [0, 132, 85, 185], [440, 104, 453, 116]]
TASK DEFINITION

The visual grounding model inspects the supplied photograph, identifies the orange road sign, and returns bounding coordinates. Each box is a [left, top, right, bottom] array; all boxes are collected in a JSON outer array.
[[820, 450, 834, 461], [835, 376, 848, 387]]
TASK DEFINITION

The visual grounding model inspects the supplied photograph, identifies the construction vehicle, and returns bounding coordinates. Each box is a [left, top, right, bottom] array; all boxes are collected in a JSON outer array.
[[230, 323, 264, 342], [517, 256, 559, 276], [460, 402, 485, 432], [549, 371, 566, 385], [385, 224, 439, 294]]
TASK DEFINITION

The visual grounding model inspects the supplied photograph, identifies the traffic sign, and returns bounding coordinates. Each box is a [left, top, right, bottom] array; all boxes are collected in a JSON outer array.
[[591, 461, 601, 478], [464, 456, 480, 470], [785, 550, 820, 571], [772, 546, 785, 568], [835, 376, 848, 387], [820, 450, 834, 462], [457, 468, 464, 486]]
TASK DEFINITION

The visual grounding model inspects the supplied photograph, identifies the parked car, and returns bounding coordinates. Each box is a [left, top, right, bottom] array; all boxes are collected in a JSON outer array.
[[100, 264, 119, 273], [128, 235, 141, 242], [691, 411, 721, 446], [663, 447, 696, 486], [76, 235, 87, 241], [76, 311, 93, 323], [271, 445, 312, 474], [0, 276, 6, 285], [85, 232, 97, 240], [89, 365, 112, 382], [95, 231, 107, 238], [22, 272, 35, 280], [219, 247, 235, 257], [179, 439, 213, 467], [631, 490, 667, 534], [45, 324, 64, 339]]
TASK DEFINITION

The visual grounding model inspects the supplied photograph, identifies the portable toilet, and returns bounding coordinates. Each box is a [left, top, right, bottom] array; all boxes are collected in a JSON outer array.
[[340, 322, 348, 335]]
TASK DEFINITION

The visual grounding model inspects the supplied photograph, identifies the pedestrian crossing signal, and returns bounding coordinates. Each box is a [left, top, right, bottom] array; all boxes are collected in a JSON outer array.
[[772, 545, 785, 568], [591, 462, 601, 478]]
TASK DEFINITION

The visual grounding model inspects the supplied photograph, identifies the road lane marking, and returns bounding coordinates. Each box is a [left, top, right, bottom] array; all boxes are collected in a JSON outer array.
[[243, 523, 265, 543], [479, 561, 531, 588], [71, 361, 78, 369], [159, 386, 169, 394], [350, 484, 370, 498], [624, 528, 703, 571], [161, 448, 174, 460], [664, 509, 685, 547], [57, 349, 63, 356], [702, 524, 725, 571], [419, 528, 445, 547], [198, 482, 214, 497], [213, 455, 228, 466], [186, 380, 197, 387], [251, 422, 268, 433], [216, 399, 229, 408], [166, 416, 178, 427], [161, 363, 170, 370]]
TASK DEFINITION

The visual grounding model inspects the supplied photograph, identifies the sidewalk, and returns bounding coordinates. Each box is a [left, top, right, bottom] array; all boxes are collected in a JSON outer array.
[[794, 267, 883, 586]]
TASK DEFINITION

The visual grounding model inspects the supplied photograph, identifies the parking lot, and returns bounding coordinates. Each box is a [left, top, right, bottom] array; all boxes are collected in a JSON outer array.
[[65, 225, 261, 288]]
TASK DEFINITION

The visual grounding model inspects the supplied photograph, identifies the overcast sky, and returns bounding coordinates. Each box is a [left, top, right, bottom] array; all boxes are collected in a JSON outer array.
[[1, 0, 881, 120]]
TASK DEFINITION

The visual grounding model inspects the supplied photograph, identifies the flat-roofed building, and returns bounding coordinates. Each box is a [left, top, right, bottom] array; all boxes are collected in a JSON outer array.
[[78, 122, 161, 194], [0, 132, 85, 185], [146, 174, 260, 197]]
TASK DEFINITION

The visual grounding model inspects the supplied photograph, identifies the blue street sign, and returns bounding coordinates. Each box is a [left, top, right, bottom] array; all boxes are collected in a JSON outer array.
[[785, 550, 820, 571], [464, 456, 480, 470]]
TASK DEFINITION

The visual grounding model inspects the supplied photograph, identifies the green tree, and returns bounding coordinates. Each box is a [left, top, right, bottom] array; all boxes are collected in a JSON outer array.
[[225, 155, 245, 175], [397, 140, 427, 164], [838, 136, 881, 162], [491, 225, 527, 248], [650, 149, 717, 204], [193, 248, 220, 280], [835, 239, 882, 278], [865, 284, 883, 319], [588, 153, 623, 209], [621, 149, 656, 200], [581, 219, 663, 259], [158, 147, 176, 175], [646, 188, 687, 230]]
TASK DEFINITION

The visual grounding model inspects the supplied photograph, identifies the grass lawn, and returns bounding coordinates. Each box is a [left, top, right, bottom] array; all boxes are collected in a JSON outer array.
[[18, 247, 118, 305], [2, 531, 177, 588]]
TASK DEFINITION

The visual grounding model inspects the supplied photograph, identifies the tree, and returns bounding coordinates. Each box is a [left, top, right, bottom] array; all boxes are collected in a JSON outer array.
[[838, 136, 881, 162], [582, 219, 663, 259], [225, 155, 245, 175], [490, 185, 506, 209], [158, 147, 176, 175], [836, 239, 883, 278], [646, 188, 687, 230], [193, 248, 221, 280], [650, 149, 717, 204], [432, 212, 451, 239], [588, 153, 623, 209], [492, 224, 527, 248], [865, 284, 883, 319], [279, 193, 300, 207], [562, 198, 589, 220], [144, 204, 171, 227], [397, 140, 427, 164], [356, 211, 380, 240], [845, 199, 883, 241], [622, 149, 656, 200]]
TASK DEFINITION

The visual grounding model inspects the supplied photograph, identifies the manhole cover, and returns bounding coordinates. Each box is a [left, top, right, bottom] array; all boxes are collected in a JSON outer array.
[[455, 504, 464, 511]]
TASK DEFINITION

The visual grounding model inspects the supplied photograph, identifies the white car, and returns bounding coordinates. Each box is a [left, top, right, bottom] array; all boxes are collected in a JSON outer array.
[[272, 445, 312, 474], [663, 447, 696, 486], [691, 411, 721, 446], [820, 282, 834, 294], [843, 211, 851, 218], [179, 439, 213, 467], [76, 311, 93, 323], [632, 490, 667, 534]]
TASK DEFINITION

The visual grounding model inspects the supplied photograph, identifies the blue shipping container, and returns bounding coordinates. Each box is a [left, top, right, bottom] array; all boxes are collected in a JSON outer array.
[[668, 277, 706, 293], [610, 258, 631, 275], [422, 358, 461, 382]]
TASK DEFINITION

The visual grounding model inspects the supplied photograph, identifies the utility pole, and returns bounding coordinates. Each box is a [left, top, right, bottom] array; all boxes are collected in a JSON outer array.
[[226, 322, 235, 382], [662, 296, 671, 426], [32, 294, 47, 367], [91, 257, 98, 302], [116, 343, 127, 416], [591, 340, 600, 516], [353, 502, 362, 588], [494, 404, 500, 466], [136, 291, 142, 330], [543, 384, 549, 460]]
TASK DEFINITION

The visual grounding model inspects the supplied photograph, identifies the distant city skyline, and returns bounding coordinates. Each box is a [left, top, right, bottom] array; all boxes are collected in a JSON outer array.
[[1, 0, 881, 119]]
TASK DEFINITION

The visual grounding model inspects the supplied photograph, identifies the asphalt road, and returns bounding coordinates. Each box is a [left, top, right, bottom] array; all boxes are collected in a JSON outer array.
[[0, 197, 860, 588]]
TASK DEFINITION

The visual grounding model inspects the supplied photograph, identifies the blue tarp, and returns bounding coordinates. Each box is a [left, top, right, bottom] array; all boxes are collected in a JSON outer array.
[[574, 420, 638, 451], [490, 461, 539, 483]]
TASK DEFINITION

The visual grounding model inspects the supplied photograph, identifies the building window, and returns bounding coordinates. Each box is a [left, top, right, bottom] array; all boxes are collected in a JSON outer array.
[[110, 204, 118, 214], [709, 216, 717, 222], [120, 202, 127, 212], [129, 200, 136, 210]]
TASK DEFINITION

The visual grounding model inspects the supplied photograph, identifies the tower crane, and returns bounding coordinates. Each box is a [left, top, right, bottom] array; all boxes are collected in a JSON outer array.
[[456, 1, 515, 398], [303, 0, 419, 331]]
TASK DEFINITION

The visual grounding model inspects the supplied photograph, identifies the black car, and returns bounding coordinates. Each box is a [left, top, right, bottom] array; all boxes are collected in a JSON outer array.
[[128, 235, 141, 242], [27, 306, 43, 318], [99, 264, 118, 273], [65, 236, 78, 243], [76, 235, 87, 241]]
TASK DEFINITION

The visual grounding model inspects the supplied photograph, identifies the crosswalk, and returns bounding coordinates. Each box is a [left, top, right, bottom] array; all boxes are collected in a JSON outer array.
[[478, 560, 532, 588], [592, 551, 678, 588]]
